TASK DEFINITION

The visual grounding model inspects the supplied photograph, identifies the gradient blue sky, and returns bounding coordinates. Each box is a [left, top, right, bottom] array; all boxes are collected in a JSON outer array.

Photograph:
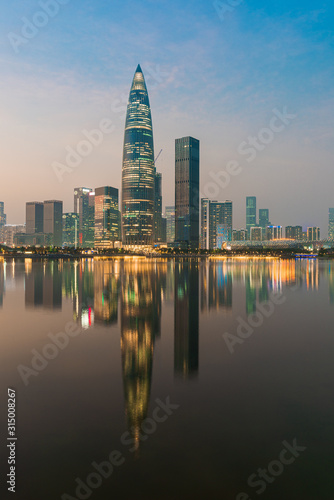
[[1, 0, 333, 233]]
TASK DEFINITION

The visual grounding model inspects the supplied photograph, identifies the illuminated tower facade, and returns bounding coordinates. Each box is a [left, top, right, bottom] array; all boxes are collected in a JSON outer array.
[[122, 65, 155, 246]]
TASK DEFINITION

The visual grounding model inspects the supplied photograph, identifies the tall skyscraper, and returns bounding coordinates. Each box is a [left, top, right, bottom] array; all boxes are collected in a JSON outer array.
[[200, 198, 210, 249], [44, 200, 63, 246], [122, 65, 155, 246], [62, 213, 79, 247], [26, 202, 44, 234], [94, 186, 120, 249], [329, 209, 334, 240], [0, 202, 6, 243], [74, 187, 94, 247], [259, 209, 269, 229], [165, 206, 175, 244], [154, 172, 163, 243], [246, 196, 257, 237], [175, 136, 200, 248], [201, 199, 232, 249]]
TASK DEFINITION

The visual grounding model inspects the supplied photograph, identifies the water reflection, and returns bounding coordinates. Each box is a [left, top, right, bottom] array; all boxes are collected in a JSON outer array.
[[174, 261, 199, 378], [120, 261, 162, 450], [1, 257, 334, 451]]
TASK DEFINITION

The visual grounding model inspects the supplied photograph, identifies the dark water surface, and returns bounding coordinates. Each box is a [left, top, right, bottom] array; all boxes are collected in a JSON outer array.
[[1, 257, 334, 500]]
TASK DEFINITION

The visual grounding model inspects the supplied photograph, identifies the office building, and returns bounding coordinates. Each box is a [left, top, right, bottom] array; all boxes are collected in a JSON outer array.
[[44, 200, 63, 246], [74, 187, 94, 247], [200, 198, 210, 249], [165, 206, 175, 244], [259, 209, 269, 229], [266, 225, 282, 240], [175, 136, 200, 248], [201, 199, 232, 249], [122, 65, 155, 246], [154, 172, 163, 243], [285, 226, 303, 240], [26, 202, 44, 234], [0, 202, 6, 243], [4, 225, 26, 247], [307, 227, 320, 241], [232, 229, 248, 241], [246, 196, 257, 237], [63, 213, 79, 247], [250, 226, 262, 241], [95, 186, 120, 249], [329, 209, 334, 240]]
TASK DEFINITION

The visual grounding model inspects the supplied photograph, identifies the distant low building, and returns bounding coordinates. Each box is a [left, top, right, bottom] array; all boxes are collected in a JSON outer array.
[[307, 227, 320, 241], [232, 229, 248, 242], [285, 226, 303, 240], [250, 227, 262, 242], [4, 225, 26, 247], [266, 226, 282, 240]]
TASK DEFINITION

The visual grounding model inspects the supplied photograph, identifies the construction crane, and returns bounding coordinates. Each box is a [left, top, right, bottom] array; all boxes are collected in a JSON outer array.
[[154, 149, 163, 164]]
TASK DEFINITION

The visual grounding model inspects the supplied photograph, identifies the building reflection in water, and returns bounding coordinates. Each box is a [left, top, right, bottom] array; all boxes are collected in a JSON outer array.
[[120, 260, 163, 452], [25, 260, 62, 309], [174, 261, 199, 378], [200, 262, 232, 313], [94, 260, 120, 325]]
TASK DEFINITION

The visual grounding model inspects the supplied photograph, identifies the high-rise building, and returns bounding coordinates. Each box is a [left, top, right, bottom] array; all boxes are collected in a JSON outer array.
[[250, 227, 262, 241], [201, 199, 232, 249], [74, 187, 94, 247], [154, 172, 163, 244], [165, 206, 175, 244], [246, 196, 257, 237], [0, 202, 6, 243], [26, 202, 44, 234], [232, 229, 248, 241], [175, 136, 200, 248], [4, 225, 26, 247], [329, 209, 334, 240], [62, 213, 79, 247], [259, 209, 269, 239], [307, 227, 320, 241], [94, 186, 120, 249], [200, 198, 210, 249], [266, 225, 282, 240], [285, 226, 303, 240], [122, 65, 155, 246], [44, 200, 63, 246]]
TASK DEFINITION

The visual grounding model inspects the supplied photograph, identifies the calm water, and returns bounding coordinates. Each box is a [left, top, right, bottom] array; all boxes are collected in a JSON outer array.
[[1, 257, 334, 500]]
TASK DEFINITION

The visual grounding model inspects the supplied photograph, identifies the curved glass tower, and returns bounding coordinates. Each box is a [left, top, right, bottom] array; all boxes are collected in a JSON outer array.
[[122, 65, 155, 246]]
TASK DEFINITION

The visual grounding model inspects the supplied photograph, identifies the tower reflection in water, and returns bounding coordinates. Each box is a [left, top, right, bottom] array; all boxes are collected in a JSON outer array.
[[120, 260, 163, 452], [174, 261, 199, 378]]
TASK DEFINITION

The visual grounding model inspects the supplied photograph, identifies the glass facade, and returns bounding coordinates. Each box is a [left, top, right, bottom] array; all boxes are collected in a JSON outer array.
[[0, 202, 7, 243], [201, 199, 232, 249], [122, 65, 155, 246], [43, 200, 63, 246], [26, 202, 44, 234], [329, 208, 334, 240], [62, 213, 79, 247], [94, 186, 120, 249], [74, 187, 95, 248], [175, 136, 200, 248], [246, 196, 257, 236], [166, 206, 175, 244]]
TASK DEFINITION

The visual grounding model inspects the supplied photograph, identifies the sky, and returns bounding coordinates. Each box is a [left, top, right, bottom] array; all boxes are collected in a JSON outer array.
[[0, 0, 333, 234]]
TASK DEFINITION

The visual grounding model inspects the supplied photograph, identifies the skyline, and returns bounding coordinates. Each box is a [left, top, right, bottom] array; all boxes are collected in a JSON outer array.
[[1, 1, 333, 232]]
